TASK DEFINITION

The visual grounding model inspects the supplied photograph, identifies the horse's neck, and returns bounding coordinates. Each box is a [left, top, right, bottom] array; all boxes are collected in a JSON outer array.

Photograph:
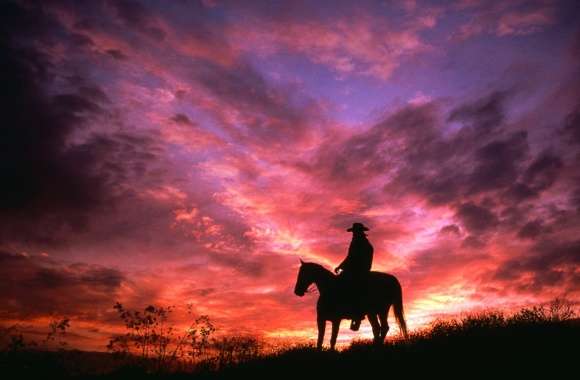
[[313, 267, 334, 295]]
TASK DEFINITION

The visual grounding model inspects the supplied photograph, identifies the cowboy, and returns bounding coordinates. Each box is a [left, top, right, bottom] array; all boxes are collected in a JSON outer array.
[[335, 222, 374, 331]]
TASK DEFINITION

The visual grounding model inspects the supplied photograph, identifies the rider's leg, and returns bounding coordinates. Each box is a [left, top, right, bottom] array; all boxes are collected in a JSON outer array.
[[349, 277, 364, 331]]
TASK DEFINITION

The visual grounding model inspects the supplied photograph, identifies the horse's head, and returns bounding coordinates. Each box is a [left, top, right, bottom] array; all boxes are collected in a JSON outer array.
[[294, 259, 315, 297]]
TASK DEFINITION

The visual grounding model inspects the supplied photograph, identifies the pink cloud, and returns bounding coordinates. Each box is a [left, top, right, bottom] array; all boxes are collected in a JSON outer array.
[[453, 1, 556, 40], [496, 7, 555, 36], [230, 12, 434, 80]]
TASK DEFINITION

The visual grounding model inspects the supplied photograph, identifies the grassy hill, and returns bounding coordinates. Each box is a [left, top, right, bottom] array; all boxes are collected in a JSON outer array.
[[2, 307, 578, 379], [196, 316, 578, 379]]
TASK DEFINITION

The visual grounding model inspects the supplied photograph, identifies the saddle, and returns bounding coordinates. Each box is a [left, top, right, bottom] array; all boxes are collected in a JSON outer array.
[[335, 273, 369, 320]]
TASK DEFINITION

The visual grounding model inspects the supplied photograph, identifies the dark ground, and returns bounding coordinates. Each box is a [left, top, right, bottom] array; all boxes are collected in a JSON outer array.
[[2, 314, 578, 379]]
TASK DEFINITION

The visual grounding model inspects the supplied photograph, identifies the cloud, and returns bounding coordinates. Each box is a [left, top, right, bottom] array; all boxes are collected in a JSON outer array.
[[496, 6, 555, 36], [107, 0, 166, 41], [440, 224, 461, 236], [453, 1, 557, 40], [310, 91, 524, 206], [170, 113, 194, 126], [401, 243, 489, 302], [492, 239, 580, 294], [105, 48, 127, 60], [468, 131, 529, 194], [508, 152, 563, 200], [188, 60, 323, 150], [0, 1, 166, 247], [302, 103, 441, 189], [562, 104, 580, 145], [230, 7, 435, 80], [448, 90, 509, 132], [0, 251, 126, 318], [0, 3, 106, 244], [517, 220, 546, 240], [455, 202, 498, 233]]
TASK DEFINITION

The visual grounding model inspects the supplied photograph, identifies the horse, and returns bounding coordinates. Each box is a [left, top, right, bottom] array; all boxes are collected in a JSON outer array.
[[294, 260, 408, 350]]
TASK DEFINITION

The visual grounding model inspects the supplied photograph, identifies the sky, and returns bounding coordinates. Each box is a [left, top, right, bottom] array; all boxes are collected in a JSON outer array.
[[1, 0, 579, 351]]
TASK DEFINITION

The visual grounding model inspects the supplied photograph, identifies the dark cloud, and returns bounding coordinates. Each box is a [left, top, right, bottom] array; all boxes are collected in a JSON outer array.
[[0, 3, 102, 243], [462, 235, 487, 249], [211, 253, 265, 278], [440, 224, 461, 236], [300, 91, 530, 210], [78, 85, 110, 104], [448, 90, 510, 133], [517, 220, 546, 240], [493, 239, 580, 293], [192, 61, 320, 148], [171, 113, 194, 126], [106, 49, 128, 60], [456, 202, 498, 233], [0, 251, 125, 318], [571, 187, 580, 211], [562, 104, 580, 145], [70, 32, 95, 47], [304, 103, 440, 188], [524, 153, 564, 188], [108, 0, 166, 41], [0, 2, 161, 246], [467, 131, 529, 195], [508, 151, 563, 201]]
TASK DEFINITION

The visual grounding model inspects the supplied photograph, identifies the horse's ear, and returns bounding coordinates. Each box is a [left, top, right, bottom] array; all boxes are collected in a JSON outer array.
[[299, 258, 304, 265]]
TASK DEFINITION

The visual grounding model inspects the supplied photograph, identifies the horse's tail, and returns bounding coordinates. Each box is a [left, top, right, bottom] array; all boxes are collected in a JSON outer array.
[[393, 280, 408, 339]]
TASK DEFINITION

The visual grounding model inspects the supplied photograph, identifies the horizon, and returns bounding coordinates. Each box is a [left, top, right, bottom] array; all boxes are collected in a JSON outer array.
[[1, 0, 579, 352]]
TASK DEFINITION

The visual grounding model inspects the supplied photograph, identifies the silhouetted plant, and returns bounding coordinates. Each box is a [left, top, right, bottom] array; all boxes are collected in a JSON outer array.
[[428, 319, 461, 338], [179, 305, 216, 362], [546, 297, 576, 321], [1, 318, 71, 353], [510, 298, 576, 324], [108, 302, 176, 362], [213, 335, 262, 367], [461, 311, 506, 331], [0, 324, 34, 352], [107, 302, 218, 371], [44, 317, 70, 350], [106, 333, 131, 357]]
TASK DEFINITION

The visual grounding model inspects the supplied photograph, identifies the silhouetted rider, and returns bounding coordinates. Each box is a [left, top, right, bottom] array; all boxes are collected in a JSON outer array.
[[335, 222, 373, 331]]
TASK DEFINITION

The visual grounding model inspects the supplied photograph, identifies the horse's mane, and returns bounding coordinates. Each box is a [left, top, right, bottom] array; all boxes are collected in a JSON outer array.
[[304, 262, 335, 277], [305, 262, 394, 281]]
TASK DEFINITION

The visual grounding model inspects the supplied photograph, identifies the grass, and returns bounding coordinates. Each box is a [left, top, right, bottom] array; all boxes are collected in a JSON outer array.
[[2, 305, 578, 379], [197, 314, 578, 379]]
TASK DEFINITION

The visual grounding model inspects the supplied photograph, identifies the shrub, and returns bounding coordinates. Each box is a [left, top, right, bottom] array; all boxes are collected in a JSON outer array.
[[213, 335, 262, 367]]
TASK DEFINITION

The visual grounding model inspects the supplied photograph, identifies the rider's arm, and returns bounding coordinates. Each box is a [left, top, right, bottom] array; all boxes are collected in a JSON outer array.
[[336, 240, 355, 273]]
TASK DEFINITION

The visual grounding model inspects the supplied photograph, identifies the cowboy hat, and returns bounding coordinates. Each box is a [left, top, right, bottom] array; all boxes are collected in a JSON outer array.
[[347, 222, 369, 232]]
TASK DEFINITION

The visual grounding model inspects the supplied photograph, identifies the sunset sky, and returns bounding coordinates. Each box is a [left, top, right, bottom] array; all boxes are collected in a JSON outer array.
[[1, 0, 579, 351]]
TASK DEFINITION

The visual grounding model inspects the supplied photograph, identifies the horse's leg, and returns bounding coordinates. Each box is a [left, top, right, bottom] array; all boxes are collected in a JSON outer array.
[[367, 314, 381, 345], [379, 305, 390, 343], [317, 317, 326, 350], [330, 319, 341, 350]]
